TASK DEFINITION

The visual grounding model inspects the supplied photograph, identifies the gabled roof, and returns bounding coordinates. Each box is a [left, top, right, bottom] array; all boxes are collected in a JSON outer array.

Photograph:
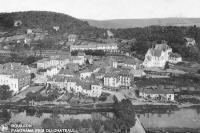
[[184, 37, 195, 42], [169, 52, 181, 58], [149, 43, 171, 57], [59, 69, 75, 75]]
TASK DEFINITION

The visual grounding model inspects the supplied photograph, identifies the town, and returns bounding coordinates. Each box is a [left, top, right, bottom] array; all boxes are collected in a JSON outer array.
[[1, 11, 200, 133], [0, 29, 199, 106]]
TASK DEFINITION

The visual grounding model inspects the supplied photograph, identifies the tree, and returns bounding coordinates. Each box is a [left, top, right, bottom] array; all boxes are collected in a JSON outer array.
[[198, 69, 200, 74], [114, 99, 136, 130], [26, 92, 36, 101], [0, 85, 13, 100], [164, 61, 170, 69], [41, 118, 55, 129], [91, 120, 102, 133], [31, 73, 36, 79]]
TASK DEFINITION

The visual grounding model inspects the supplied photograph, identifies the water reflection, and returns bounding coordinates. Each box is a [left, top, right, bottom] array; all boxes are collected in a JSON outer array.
[[139, 108, 200, 129], [1, 107, 200, 132]]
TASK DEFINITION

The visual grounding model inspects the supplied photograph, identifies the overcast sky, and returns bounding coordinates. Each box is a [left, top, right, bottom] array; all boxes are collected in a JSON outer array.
[[0, 0, 200, 20]]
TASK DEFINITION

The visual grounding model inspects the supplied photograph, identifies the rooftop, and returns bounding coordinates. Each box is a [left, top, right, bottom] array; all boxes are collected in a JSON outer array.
[[71, 42, 118, 49], [142, 88, 174, 94], [149, 43, 171, 57]]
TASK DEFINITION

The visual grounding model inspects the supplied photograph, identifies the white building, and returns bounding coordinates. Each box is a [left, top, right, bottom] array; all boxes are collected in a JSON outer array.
[[70, 42, 118, 52], [139, 88, 174, 101], [0, 63, 31, 93], [130, 69, 146, 77], [45, 67, 60, 77], [143, 43, 182, 68], [47, 76, 102, 97], [184, 37, 196, 47], [37, 56, 70, 69], [70, 56, 85, 65], [103, 69, 132, 88]]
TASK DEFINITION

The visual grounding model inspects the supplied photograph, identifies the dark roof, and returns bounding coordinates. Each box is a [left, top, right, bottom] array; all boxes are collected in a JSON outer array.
[[142, 88, 174, 94], [149, 43, 171, 57]]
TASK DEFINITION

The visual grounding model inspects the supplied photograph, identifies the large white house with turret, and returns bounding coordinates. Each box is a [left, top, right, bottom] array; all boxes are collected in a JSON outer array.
[[143, 43, 182, 68]]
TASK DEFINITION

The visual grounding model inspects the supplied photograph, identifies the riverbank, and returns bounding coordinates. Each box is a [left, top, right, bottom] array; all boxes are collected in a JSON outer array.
[[146, 127, 200, 133]]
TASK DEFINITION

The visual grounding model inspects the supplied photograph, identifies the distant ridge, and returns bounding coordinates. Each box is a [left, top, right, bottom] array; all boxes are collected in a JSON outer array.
[[0, 11, 105, 36], [86, 18, 200, 29]]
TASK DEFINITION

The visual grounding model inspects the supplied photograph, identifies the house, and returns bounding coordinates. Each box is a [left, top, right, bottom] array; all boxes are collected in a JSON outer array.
[[94, 68, 106, 79], [70, 42, 118, 52], [130, 69, 146, 77], [184, 37, 196, 47], [37, 58, 51, 69], [0, 50, 15, 57], [36, 56, 70, 69], [0, 63, 31, 93], [58, 69, 76, 77], [65, 63, 79, 72], [143, 43, 182, 68], [1, 63, 31, 73], [103, 68, 132, 88], [103, 73, 120, 88], [112, 59, 138, 69], [45, 67, 60, 77], [48, 75, 102, 97], [76, 81, 102, 97], [139, 88, 174, 101], [14, 20, 22, 27], [70, 56, 85, 65], [68, 34, 78, 42], [53, 26, 60, 31], [107, 30, 114, 38], [168, 52, 182, 64], [80, 70, 93, 79], [90, 83, 103, 97]]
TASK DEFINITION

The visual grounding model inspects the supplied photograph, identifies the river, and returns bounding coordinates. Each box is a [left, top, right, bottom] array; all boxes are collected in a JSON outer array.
[[138, 107, 200, 132], [1, 106, 200, 133]]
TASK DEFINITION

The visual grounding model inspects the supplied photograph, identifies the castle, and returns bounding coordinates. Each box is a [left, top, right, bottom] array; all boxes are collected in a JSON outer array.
[[143, 43, 182, 68]]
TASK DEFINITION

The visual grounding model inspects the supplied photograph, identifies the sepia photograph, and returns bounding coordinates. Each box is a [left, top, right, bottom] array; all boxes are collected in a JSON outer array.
[[0, 0, 200, 133]]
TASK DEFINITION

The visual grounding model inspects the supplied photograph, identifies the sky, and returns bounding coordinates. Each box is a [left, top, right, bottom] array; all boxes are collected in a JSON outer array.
[[0, 0, 200, 20]]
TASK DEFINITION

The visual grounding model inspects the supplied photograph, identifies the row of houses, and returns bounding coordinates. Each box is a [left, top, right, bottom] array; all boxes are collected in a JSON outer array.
[[36, 53, 91, 69], [139, 87, 175, 101], [70, 42, 118, 52], [47, 76, 102, 97]]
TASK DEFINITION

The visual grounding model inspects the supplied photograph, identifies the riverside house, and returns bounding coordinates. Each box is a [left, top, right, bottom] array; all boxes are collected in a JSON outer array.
[[139, 88, 175, 101]]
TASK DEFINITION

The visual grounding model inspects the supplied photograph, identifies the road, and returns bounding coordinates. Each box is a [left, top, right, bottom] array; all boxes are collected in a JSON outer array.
[[10, 86, 44, 102], [102, 90, 126, 101]]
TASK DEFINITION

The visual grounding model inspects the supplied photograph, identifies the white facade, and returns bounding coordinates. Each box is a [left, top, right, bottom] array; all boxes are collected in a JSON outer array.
[[139, 90, 175, 101], [37, 58, 70, 69], [80, 72, 92, 79], [90, 85, 102, 97], [0, 75, 18, 92], [185, 37, 196, 47], [143, 44, 182, 68], [168, 56, 182, 64], [104, 77, 121, 88], [45, 67, 60, 77], [70, 43, 118, 52]]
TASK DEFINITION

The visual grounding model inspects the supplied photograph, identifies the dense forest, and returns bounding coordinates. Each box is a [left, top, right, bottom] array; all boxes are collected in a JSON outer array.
[[0, 11, 106, 38], [112, 26, 200, 62], [1, 11, 200, 62]]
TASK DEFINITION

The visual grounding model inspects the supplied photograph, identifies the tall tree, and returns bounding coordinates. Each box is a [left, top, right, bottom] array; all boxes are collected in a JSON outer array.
[[0, 85, 13, 100]]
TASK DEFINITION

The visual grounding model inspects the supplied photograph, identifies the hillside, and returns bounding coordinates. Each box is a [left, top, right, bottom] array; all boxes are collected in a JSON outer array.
[[0, 11, 105, 37], [86, 18, 200, 29]]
